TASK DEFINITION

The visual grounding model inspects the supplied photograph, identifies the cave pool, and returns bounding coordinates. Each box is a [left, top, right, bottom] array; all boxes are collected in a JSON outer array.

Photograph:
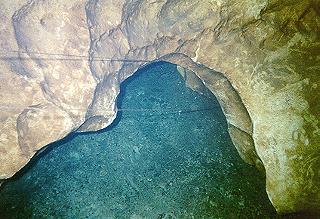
[[0, 62, 277, 218]]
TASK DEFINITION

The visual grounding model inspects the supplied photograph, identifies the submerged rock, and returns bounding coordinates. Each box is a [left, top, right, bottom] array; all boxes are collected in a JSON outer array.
[[0, 0, 319, 214]]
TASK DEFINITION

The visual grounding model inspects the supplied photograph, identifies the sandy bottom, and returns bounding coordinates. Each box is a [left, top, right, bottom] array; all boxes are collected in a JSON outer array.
[[0, 62, 276, 218]]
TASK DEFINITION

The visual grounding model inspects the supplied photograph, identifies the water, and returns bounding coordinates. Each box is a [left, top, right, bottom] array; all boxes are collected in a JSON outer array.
[[0, 62, 277, 218]]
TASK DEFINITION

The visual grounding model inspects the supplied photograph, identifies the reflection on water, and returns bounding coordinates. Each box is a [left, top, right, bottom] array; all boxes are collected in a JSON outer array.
[[0, 62, 276, 218]]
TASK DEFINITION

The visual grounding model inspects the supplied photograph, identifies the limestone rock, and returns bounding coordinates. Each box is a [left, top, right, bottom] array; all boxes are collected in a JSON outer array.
[[0, 0, 319, 214]]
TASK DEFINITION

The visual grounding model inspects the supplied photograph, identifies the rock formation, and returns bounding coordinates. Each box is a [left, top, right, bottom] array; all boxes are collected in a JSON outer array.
[[0, 0, 319, 214]]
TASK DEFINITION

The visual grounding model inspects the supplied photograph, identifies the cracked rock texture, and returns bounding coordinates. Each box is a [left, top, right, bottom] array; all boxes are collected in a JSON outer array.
[[0, 0, 319, 214]]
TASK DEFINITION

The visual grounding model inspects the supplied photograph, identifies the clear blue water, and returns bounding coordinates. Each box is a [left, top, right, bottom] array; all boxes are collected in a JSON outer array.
[[0, 62, 277, 218]]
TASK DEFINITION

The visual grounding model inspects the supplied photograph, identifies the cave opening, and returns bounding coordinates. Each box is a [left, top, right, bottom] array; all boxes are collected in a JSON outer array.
[[0, 62, 276, 218]]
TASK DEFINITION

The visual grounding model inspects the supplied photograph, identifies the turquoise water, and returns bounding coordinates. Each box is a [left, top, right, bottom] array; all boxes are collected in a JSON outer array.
[[0, 62, 277, 218]]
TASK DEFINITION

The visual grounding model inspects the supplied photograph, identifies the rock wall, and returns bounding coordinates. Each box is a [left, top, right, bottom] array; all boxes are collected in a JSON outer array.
[[0, 0, 319, 214]]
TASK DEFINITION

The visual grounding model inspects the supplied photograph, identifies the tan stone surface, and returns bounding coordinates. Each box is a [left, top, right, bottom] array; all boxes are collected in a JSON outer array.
[[0, 0, 319, 214]]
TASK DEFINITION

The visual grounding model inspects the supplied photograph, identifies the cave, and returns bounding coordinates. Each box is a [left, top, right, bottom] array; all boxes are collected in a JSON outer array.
[[0, 62, 277, 218], [0, 0, 319, 216]]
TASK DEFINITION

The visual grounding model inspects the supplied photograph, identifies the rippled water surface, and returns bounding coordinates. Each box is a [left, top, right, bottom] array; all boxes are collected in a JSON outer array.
[[0, 62, 277, 218]]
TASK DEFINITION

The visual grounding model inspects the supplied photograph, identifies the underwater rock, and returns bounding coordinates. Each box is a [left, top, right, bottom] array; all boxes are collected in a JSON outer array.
[[0, 0, 319, 214]]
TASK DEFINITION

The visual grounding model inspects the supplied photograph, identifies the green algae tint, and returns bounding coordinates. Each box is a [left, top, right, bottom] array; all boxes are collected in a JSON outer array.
[[0, 62, 276, 218]]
